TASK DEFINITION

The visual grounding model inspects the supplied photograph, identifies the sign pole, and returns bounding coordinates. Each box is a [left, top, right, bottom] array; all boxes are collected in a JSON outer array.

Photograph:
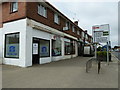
[[107, 41, 109, 65], [95, 43, 97, 59], [107, 24, 110, 65], [93, 27, 97, 60]]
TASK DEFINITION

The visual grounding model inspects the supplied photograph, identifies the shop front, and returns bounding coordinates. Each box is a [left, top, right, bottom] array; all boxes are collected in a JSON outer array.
[[78, 38, 84, 56], [1, 19, 79, 67], [32, 37, 50, 64]]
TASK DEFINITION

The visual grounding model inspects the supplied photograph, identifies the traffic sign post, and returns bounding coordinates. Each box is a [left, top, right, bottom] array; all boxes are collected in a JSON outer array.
[[107, 42, 109, 65], [92, 24, 110, 65]]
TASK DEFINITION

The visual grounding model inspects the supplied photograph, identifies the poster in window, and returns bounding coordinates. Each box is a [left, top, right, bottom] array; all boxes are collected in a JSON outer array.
[[6, 44, 19, 58], [33, 43, 38, 54]]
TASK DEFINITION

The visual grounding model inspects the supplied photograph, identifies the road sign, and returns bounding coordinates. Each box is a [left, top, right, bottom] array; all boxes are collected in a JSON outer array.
[[93, 24, 109, 32], [95, 37, 108, 43], [94, 31, 103, 37], [103, 31, 109, 36], [93, 24, 110, 43]]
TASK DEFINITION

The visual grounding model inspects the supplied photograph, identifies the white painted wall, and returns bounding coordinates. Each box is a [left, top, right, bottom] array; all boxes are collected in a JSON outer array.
[[26, 25, 52, 65], [27, 18, 78, 65], [2, 19, 27, 67], [1, 18, 78, 67]]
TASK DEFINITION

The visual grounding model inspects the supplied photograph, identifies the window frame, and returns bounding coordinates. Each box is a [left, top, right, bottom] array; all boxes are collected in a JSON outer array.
[[38, 4, 47, 18], [82, 32, 84, 39], [39, 39, 50, 58], [10, 2, 18, 13], [77, 30, 80, 35], [64, 38, 76, 55], [52, 39, 62, 57], [54, 13, 60, 24], [71, 40, 75, 54], [4, 32, 20, 59], [72, 25, 75, 32], [66, 21, 70, 30]]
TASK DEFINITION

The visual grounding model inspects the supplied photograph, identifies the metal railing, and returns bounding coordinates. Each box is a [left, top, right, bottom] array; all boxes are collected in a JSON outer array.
[[86, 58, 101, 74]]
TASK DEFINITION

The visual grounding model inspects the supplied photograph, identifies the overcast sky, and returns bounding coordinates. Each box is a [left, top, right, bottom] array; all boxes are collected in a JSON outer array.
[[48, 0, 118, 48]]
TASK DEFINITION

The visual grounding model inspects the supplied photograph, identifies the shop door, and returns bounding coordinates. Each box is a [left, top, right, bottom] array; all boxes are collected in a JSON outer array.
[[32, 39, 39, 64]]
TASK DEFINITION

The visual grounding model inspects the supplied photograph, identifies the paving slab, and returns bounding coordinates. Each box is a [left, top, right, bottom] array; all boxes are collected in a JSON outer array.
[[2, 56, 118, 88]]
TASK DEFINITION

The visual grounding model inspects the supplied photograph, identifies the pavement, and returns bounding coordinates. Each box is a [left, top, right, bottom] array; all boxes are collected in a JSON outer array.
[[112, 51, 120, 60], [1, 55, 119, 88]]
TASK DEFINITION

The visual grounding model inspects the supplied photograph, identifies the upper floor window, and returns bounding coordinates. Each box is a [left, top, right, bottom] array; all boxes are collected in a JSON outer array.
[[38, 4, 47, 18], [77, 30, 80, 35], [72, 26, 75, 32], [66, 22, 70, 30], [82, 32, 84, 39], [11, 2, 18, 13], [54, 13, 60, 24], [86, 35, 88, 40]]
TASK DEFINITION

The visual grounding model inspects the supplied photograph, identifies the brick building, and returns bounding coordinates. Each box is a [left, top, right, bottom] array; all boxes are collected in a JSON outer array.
[[0, 1, 93, 67]]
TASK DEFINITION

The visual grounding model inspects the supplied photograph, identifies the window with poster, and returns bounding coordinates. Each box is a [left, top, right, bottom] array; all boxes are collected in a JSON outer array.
[[5, 32, 19, 58], [52, 36, 62, 56], [39, 39, 50, 57], [64, 38, 75, 55]]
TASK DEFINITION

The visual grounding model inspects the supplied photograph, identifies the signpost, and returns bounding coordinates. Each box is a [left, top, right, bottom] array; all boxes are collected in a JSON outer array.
[[92, 24, 110, 65]]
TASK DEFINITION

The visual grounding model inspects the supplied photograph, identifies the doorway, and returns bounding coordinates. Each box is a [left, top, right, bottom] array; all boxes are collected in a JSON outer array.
[[78, 42, 83, 56], [32, 38, 40, 64]]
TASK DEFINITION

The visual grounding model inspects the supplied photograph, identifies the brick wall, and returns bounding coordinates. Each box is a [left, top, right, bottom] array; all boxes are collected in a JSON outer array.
[[2, 2, 27, 23], [1, 2, 93, 42], [0, 4, 2, 28], [26, 2, 82, 39]]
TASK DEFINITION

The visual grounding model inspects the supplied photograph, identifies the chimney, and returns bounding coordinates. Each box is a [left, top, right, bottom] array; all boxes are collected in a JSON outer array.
[[74, 21, 78, 26], [85, 30, 87, 33]]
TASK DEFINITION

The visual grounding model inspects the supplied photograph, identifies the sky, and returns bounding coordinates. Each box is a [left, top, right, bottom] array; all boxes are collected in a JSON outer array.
[[48, 0, 118, 48]]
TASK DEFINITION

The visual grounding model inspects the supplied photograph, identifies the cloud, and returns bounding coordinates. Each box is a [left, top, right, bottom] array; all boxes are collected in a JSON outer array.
[[48, 1, 118, 47]]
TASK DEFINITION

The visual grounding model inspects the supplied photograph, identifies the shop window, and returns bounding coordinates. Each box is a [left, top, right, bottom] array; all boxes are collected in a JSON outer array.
[[40, 39, 50, 57], [71, 40, 75, 54], [38, 4, 47, 18], [64, 38, 75, 55], [5, 33, 19, 58], [11, 2, 18, 13], [52, 36, 61, 56], [54, 13, 60, 24]]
